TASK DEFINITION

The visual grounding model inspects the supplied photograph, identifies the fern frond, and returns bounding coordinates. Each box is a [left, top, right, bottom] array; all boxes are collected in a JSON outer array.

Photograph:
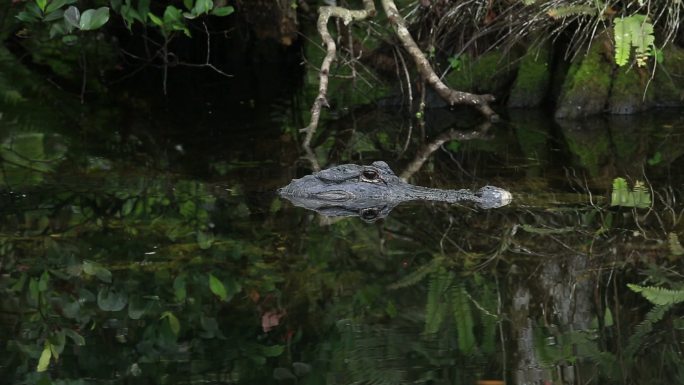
[[614, 18, 632, 66], [569, 332, 620, 378], [388, 257, 442, 290], [613, 15, 656, 67], [624, 303, 673, 357], [475, 279, 499, 354], [629, 15, 654, 67], [451, 283, 476, 354], [628, 284, 684, 306], [547, 5, 597, 19], [611, 177, 651, 208], [669, 233, 684, 256], [424, 268, 453, 334]]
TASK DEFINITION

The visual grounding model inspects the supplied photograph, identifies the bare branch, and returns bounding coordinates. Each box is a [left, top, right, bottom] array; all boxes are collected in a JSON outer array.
[[301, 0, 376, 171], [400, 122, 492, 181], [381, 0, 499, 121]]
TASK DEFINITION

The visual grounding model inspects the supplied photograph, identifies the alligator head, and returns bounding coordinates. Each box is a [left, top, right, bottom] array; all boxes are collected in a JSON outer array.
[[278, 161, 511, 221]]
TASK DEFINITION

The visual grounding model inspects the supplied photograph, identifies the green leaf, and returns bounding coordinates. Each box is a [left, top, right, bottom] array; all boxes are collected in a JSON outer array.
[[211, 6, 234, 17], [110, 0, 123, 12], [628, 284, 684, 306], [448, 55, 462, 70], [446, 140, 461, 153], [44, 9, 65, 22], [647, 151, 662, 166], [83, 260, 112, 283], [46, 0, 76, 14], [38, 271, 50, 292], [197, 231, 214, 249], [262, 344, 285, 357], [29, 278, 40, 302], [120, 4, 142, 26], [669, 233, 684, 256], [192, 0, 212, 15], [452, 284, 476, 354], [163, 5, 183, 23], [36, 344, 52, 372], [62, 34, 78, 45], [36, 0, 48, 12], [48, 330, 66, 359], [79, 7, 110, 30], [173, 274, 187, 302], [614, 14, 655, 67], [614, 17, 631, 67], [269, 198, 282, 213], [10, 273, 27, 292], [62, 300, 80, 319], [611, 177, 651, 208], [147, 12, 163, 26], [183, 0, 194, 10], [26, 2, 43, 18], [179, 200, 196, 218], [424, 268, 452, 334], [97, 287, 128, 311], [121, 198, 135, 215], [63, 6, 80, 28], [161, 311, 181, 335], [603, 307, 614, 327], [209, 273, 228, 301], [64, 328, 85, 346], [137, 0, 150, 15], [128, 295, 147, 319], [16, 11, 40, 23]]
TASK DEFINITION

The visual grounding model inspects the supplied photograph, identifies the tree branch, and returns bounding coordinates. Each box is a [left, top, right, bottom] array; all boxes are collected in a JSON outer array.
[[301, 0, 376, 171], [400, 121, 492, 181], [381, 0, 499, 121]]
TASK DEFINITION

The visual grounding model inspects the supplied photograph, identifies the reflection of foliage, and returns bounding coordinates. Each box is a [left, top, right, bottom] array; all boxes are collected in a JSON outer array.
[[611, 177, 651, 208], [534, 268, 684, 384], [0, 165, 288, 383], [390, 259, 499, 356], [0, 132, 67, 185], [334, 318, 493, 385]]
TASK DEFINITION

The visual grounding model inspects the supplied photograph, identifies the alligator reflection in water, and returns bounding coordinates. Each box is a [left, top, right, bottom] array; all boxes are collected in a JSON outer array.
[[278, 161, 512, 221]]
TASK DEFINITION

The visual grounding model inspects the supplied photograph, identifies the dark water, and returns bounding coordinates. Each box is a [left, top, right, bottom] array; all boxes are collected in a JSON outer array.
[[1, 89, 684, 385]]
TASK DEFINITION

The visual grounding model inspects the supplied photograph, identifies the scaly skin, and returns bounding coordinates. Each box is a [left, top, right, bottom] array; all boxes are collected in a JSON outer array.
[[278, 161, 511, 221]]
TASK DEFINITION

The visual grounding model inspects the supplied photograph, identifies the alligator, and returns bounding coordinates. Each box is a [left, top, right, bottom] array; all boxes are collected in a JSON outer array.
[[278, 161, 512, 221]]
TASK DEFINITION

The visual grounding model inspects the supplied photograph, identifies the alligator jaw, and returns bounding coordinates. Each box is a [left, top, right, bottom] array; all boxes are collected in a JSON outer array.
[[475, 186, 512, 209], [391, 183, 512, 209]]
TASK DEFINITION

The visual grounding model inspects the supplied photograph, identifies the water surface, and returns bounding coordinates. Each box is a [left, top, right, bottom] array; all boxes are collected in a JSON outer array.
[[1, 98, 684, 384]]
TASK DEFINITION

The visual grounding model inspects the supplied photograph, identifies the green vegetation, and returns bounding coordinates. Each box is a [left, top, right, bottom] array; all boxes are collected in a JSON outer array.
[[611, 177, 651, 208], [614, 15, 655, 67]]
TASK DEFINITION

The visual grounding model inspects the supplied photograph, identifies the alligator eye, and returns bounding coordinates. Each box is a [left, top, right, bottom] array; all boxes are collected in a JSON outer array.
[[360, 208, 379, 221], [361, 169, 380, 182]]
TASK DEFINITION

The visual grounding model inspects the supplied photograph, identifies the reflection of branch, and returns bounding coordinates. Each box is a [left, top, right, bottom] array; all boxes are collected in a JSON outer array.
[[380, 0, 498, 121], [400, 122, 491, 181], [301, 1, 376, 171]]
